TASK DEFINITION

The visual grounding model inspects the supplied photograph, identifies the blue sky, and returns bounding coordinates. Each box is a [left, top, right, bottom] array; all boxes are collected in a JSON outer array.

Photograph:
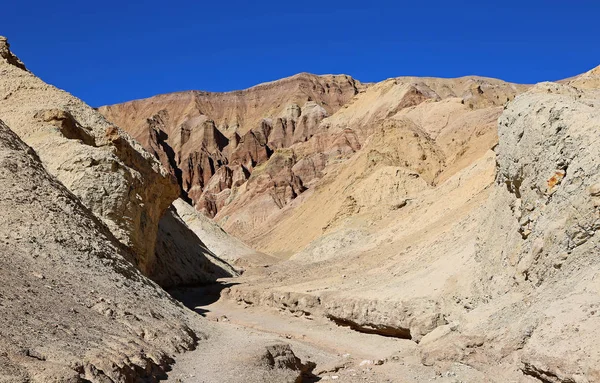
[[2, 1, 599, 107]]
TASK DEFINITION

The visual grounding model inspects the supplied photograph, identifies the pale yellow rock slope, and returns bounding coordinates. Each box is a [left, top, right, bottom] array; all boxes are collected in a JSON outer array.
[[240, 76, 528, 256], [223, 76, 600, 382]]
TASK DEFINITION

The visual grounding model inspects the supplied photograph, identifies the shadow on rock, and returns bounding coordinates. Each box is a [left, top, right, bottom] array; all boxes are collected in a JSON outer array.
[[168, 282, 239, 316]]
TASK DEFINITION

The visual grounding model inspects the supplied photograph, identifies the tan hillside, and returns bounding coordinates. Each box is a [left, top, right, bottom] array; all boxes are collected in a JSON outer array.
[[99, 71, 527, 253], [99, 58, 600, 382], [0, 36, 236, 287], [99, 72, 363, 137], [0, 36, 350, 383], [561, 64, 600, 89], [0, 117, 200, 382], [0, 115, 331, 383], [221, 80, 600, 382], [98, 73, 364, 222], [215, 76, 527, 250]]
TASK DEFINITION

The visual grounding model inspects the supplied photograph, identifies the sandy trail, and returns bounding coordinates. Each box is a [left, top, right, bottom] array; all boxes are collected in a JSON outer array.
[[165, 283, 485, 383]]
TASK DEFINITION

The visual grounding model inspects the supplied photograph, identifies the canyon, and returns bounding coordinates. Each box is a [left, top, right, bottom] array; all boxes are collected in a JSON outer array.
[[1, 35, 599, 382]]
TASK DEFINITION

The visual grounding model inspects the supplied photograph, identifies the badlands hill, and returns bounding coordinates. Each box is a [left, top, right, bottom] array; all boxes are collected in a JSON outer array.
[[0, 36, 240, 287], [2, 32, 600, 383], [100, 58, 600, 383], [99, 72, 528, 255]]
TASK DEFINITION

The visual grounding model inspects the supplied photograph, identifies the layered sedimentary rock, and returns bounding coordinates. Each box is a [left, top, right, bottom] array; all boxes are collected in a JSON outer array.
[[0, 117, 314, 383], [4, 32, 600, 382], [99, 74, 363, 224], [99, 72, 527, 251], [223, 76, 527, 250]]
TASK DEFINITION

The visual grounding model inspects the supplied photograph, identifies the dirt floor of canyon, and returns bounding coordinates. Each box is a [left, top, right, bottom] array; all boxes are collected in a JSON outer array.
[[168, 283, 491, 383]]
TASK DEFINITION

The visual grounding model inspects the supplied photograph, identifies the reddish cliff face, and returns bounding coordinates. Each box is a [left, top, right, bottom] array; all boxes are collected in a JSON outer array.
[[99, 73, 527, 245], [99, 73, 364, 217]]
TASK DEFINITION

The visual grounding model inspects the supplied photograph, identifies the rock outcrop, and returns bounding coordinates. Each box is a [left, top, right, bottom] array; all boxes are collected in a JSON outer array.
[[3, 34, 600, 383], [0, 36, 234, 286], [0, 118, 200, 382], [0, 36, 26, 70], [0, 36, 179, 276], [172, 198, 270, 266], [99, 75, 362, 224], [470, 82, 600, 381], [216, 75, 600, 381], [153, 205, 239, 288], [0, 117, 315, 383]]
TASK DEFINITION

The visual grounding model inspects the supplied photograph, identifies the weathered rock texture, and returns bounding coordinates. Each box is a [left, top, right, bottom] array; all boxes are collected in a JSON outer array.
[[0, 36, 235, 285], [100, 71, 527, 254], [172, 198, 275, 268], [0, 118, 200, 382], [472, 81, 600, 381], [5, 33, 600, 382], [218, 74, 600, 381], [99, 74, 363, 227], [153, 205, 239, 288], [0, 117, 316, 383], [0, 39, 324, 382], [0, 37, 178, 276]]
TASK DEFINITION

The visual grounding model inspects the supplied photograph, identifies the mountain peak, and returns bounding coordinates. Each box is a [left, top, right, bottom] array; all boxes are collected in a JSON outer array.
[[0, 36, 27, 71]]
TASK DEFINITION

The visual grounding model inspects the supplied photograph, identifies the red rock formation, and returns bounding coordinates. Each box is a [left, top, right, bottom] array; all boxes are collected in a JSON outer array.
[[98, 74, 361, 218], [99, 73, 526, 238]]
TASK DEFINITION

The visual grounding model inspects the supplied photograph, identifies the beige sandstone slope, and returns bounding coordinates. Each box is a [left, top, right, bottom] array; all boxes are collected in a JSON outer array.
[[152, 206, 239, 287], [0, 118, 200, 382], [472, 81, 600, 381], [0, 36, 176, 275], [219, 76, 527, 252], [0, 37, 235, 286], [172, 198, 278, 267], [221, 79, 600, 381]]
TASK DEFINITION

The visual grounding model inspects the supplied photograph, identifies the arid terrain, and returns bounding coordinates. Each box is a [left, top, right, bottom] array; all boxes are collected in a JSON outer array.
[[1, 35, 599, 382]]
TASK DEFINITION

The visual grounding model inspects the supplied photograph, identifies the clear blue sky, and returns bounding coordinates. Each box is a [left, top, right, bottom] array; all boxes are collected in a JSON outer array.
[[3, 1, 599, 107]]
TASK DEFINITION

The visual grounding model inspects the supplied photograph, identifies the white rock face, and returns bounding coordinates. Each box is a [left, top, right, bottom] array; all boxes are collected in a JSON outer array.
[[474, 82, 600, 380]]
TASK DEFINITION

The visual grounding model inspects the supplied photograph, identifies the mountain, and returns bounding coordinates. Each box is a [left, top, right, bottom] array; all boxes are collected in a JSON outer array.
[[0, 37, 318, 383], [0, 36, 238, 287], [99, 72, 528, 256], [222, 76, 600, 381]]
